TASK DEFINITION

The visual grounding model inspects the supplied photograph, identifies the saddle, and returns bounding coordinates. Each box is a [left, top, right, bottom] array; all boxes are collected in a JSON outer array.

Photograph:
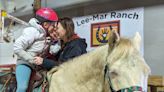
[[27, 67, 48, 92], [0, 64, 48, 92]]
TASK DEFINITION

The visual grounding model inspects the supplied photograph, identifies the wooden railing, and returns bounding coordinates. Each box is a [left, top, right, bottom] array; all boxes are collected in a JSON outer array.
[[148, 75, 164, 92]]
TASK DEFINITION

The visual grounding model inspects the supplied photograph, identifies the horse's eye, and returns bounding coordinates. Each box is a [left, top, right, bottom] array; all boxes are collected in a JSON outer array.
[[110, 70, 119, 78]]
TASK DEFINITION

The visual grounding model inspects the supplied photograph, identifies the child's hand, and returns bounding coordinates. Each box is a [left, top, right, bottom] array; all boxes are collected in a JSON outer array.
[[33, 56, 43, 65]]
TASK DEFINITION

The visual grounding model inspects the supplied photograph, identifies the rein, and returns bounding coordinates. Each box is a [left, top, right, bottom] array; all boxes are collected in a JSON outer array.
[[104, 65, 116, 92], [104, 45, 116, 92], [37, 37, 51, 58]]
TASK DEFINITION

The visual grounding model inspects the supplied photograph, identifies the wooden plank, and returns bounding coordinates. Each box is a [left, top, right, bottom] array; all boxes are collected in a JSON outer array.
[[148, 75, 164, 87]]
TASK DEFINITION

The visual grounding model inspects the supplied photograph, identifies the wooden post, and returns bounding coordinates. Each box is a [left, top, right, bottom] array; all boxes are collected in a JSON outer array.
[[33, 0, 41, 13], [0, 10, 5, 42]]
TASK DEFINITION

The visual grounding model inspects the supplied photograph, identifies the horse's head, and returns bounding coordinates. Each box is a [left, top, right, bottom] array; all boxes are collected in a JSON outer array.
[[106, 32, 151, 92]]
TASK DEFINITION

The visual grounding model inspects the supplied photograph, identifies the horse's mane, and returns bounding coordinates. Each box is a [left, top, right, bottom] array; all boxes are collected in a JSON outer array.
[[107, 37, 150, 75]]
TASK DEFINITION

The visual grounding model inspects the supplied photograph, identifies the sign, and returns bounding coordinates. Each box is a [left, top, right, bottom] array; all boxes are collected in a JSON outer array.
[[73, 7, 144, 55]]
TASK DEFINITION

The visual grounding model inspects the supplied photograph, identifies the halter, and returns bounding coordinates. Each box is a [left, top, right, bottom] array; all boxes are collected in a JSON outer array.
[[104, 64, 143, 92]]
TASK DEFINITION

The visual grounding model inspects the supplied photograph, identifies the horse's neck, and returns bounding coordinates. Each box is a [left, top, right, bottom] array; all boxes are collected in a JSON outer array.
[[51, 45, 110, 92]]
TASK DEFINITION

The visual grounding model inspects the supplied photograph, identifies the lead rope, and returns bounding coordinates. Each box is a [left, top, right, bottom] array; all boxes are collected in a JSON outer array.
[[40, 38, 49, 92]]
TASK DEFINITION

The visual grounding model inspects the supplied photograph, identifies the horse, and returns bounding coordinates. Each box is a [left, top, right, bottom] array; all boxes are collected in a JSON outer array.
[[47, 31, 151, 92]]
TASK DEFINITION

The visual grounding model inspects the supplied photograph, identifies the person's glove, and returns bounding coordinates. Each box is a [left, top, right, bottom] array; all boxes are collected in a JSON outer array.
[[49, 40, 61, 54], [46, 37, 52, 44]]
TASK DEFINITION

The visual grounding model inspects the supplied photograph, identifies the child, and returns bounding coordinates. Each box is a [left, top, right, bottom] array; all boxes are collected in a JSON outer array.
[[14, 7, 59, 92]]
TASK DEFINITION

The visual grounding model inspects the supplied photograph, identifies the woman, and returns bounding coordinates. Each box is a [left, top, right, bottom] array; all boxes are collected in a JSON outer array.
[[14, 8, 59, 92], [34, 17, 87, 70]]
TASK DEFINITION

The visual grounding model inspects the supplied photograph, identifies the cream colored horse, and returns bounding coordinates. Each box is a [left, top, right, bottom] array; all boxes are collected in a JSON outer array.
[[47, 32, 150, 92]]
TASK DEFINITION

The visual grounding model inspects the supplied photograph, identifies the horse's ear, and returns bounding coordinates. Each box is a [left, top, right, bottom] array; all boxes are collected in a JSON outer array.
[[132, 32, 141, 50], [108, 30, 120, 51]]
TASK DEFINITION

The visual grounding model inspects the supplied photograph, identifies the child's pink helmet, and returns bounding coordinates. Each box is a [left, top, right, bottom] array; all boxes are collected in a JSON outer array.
[[36, 7, 58, 22]]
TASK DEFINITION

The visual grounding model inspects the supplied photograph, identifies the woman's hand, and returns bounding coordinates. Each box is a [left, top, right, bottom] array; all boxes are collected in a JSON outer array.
[[34, 56, 43, 65]]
